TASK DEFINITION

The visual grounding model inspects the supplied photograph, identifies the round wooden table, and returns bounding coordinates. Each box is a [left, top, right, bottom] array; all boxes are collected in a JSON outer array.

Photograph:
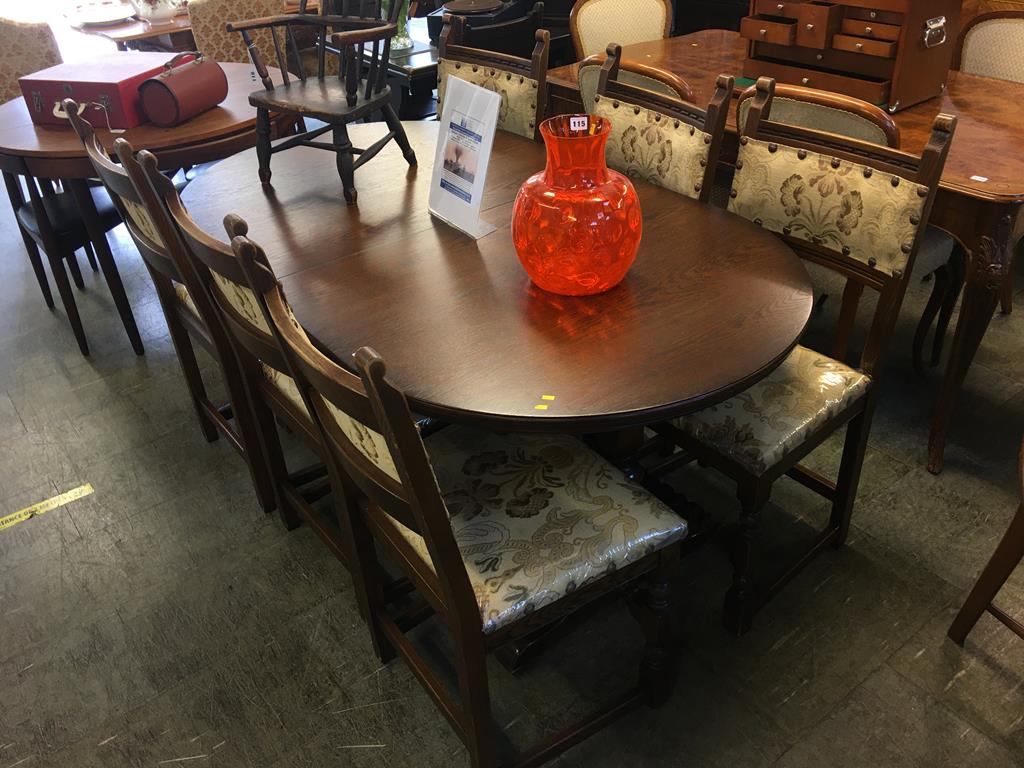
[[0, 58, 285, 178], [184, 122, 814, 433]]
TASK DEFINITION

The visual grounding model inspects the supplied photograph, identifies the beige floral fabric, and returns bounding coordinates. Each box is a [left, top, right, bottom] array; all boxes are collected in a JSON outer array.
[[673, 345, 870, 476], [594, 94, 710, 200], [377, 426, 688, 634], [573, 0, 669, 58], [188, 0, 279, 65], [0, 19, 61, 104], [578, 63, 686, 110], [738, 97, 891, 146], [121, 198, 164, 247], [729, 137, 928, 276], [437, 59, 539, 139], [960, 18, 1024, 84], [209, 272, 271, 333], [172, 281, 200, 320]]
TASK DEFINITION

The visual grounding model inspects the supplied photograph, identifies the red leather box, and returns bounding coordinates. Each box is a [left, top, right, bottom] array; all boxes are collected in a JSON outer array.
[[19, 52, 170, 129]]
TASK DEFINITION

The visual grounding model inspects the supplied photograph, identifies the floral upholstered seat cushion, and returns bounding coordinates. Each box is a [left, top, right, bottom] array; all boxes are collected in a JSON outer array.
[[172, 281, 200, 321], [437, 59, 540, 139], [376, 426, 688, 634], [593, 94, 711, 200], [672, 345, 871, 477], [729, 137, 928, 277]]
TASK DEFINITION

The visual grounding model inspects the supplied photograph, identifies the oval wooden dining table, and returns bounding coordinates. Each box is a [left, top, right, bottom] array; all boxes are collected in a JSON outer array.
[[183, 122, 814, 434]]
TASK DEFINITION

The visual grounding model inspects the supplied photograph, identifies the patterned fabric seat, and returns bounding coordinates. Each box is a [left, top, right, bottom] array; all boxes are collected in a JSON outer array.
[[672, 345, 871, 477], [376, 426, 688, 634]]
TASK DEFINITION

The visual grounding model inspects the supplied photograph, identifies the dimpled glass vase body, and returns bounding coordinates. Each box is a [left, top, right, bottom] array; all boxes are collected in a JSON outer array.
[[511, 114, 642, 296]]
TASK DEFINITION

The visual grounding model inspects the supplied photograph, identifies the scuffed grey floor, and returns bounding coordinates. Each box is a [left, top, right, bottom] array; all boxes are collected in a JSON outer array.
[[0, 180, 1022, 768]]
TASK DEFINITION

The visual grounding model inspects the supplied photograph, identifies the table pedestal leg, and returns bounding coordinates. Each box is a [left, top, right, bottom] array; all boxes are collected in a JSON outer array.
[[927, 210, 1016, 474]]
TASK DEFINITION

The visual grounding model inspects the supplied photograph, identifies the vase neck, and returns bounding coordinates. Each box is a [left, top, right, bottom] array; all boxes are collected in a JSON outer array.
[[542, 130, 610, 188]]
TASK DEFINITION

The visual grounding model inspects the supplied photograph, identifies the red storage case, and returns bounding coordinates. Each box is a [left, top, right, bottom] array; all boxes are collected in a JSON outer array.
[[18, 52, 170, 129]]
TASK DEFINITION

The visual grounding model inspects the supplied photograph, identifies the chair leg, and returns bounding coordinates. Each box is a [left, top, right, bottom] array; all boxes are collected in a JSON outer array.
[[21, 233, 53, 309], [256, 108, 273, 185], [332, 124, 358, 204], [629, 552, 678, 707], [68, 179, 144, 355], [948, 503, 1024, 645], [1000, 268, 1014, 315], [383, 103, 417, 166], [66, 249, 85, 290], [45, 248, 89, 355], [913, 264, 949, 375], [83, 241, 99, 272], [454, 634, 498, 768], [248, 380, 300, 530], [932, 243, 966, 367], [723, 480, 770, 636], [829, 407, 873, 549]]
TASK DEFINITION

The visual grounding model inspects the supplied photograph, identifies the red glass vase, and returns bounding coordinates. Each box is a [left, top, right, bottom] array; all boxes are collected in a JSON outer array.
[[511, 114, 642, 296]]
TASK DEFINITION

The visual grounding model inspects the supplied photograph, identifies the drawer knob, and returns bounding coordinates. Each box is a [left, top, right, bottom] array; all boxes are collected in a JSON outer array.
[[869, 10, 877, 18], [777, 2, 784, 8], [801, 77, 810, 84], [760, 28, 767, 35], [806, 23, 814, 30], [865, 26, 873, 34], [856, 42, 864, 49]]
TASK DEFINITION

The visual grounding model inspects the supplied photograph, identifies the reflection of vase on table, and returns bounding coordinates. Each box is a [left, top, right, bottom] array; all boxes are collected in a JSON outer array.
[[512, 115, 643, 296], [383, 0, 413, 50]]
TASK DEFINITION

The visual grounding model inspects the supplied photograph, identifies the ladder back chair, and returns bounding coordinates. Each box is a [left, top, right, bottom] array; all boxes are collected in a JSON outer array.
[[593, 44, 731, 204], [64, 101, 279, 515], [577, 51, 694, 110], [655, 77, 957, 635], [231, 232, 689, 768], [137, 155, 338, 538], [227, 0, 416, 203], [948, 435, 1024, 645], [569, 0, 672, 59], [735, 83, 966, 373], [953, 10, 1024, 315], [438, 15, 550, 140]]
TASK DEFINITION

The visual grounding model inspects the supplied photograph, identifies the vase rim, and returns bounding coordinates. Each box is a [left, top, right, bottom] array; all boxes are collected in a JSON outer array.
[[539, 114, 610, 141]]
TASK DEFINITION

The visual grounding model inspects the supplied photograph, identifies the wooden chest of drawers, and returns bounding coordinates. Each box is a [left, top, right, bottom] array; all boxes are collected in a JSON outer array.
[[741, 0, 962, 111]]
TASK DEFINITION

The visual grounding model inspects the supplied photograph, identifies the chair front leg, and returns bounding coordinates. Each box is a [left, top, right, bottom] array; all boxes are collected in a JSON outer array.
[[913, 263, 950, 375], [256, 108, 273, 185], [932, 243, 966, 367], [829, 405, 874, 548], [724, 479, 771, 636], [629, 551, 678, 707], [332, 123, 357, 204]]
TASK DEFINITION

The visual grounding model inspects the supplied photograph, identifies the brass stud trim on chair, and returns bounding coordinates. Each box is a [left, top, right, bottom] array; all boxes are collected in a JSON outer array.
[[863, 167, 873, 178], [797, 149, 807, 160], [768, 143, 778, 153], [891, 176, 900, 187], [831, 158, 841, 169]]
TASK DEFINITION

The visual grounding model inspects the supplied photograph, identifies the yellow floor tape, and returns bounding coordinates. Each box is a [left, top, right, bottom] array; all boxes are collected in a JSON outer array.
[[0, 483, 94, 533]]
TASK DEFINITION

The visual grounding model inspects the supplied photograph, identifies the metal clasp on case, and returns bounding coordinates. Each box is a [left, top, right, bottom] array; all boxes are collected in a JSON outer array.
[[924, 16, 947, 48]]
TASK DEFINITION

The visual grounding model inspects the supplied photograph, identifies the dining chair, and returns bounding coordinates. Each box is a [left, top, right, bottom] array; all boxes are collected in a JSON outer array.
[[446, 1, 547, 59], [227, 1, 416, 203], [0, 17, 61, 103], [569, 0, 672, 59], [62, 101, 280, 515], [187, 0, 281, 64], [437, 15, 550, 140], [948, 436, 1024, 645], [654, 77, 957, 635], [577, 51, 693, 109], [734, 83, 967, 374], [138, 150, 345, 541], [953, 10, 1024, 315], [0, 151, 140, 357], [229, 229, 689, 768], [593, 44, 730, 203]]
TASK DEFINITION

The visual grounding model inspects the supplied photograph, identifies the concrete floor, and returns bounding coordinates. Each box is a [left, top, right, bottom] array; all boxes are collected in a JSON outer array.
[[0, 177, 1023, 768]]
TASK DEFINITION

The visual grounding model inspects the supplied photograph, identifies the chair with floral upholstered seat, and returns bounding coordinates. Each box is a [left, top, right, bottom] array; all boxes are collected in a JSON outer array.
[[437, 14, 550, 140], [136, 150, 343, 542], [577, 50, 693, 110], [569, 0, 671, 59], [953, 10, 1024, 314], [653, 77, 957, 635], [734, 82, 967, 373], [593, 44, 731, 203], [0, 17, 60, 103], [229, 230, 688, 768]]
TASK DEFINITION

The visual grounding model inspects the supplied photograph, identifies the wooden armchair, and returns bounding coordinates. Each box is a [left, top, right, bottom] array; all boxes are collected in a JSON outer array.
[[569, 0, 672, 59], [438, 15, 550, 140], [949, 436, 1024, 645], [227, 1, 416, 203], [593, 44, 731, 203], [654, 77, 957, 634], [577, 51, 694, 109], [735, 83, 966, 373], [445, 1, 546, 59], [230, 231, 690, 768]]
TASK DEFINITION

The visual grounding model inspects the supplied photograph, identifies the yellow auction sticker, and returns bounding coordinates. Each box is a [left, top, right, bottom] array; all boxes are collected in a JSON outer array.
[[0, 483, 94, 533]]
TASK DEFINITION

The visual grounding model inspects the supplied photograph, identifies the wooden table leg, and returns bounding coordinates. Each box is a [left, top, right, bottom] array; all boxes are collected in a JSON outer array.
[[927, 210, 1016, 474], [67, 178, 145, 355]]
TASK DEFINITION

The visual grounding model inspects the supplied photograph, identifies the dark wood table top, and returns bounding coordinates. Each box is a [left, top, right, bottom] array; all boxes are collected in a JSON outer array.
[[0, 60, 280, 177], [548, 29, 1024, 205], [183, 122, 813, 432]]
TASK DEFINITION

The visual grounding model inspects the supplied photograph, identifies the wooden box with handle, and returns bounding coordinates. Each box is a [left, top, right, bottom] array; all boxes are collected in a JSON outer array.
[[741, 0, 962, 112]]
